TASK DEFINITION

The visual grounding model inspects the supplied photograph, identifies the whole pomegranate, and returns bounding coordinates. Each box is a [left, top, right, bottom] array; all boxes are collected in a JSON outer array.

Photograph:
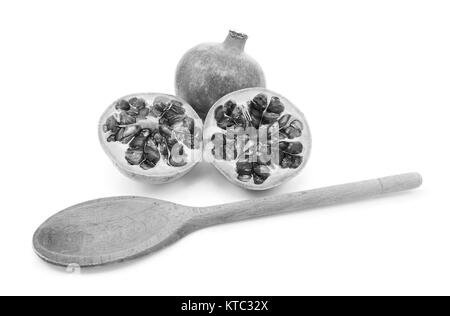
[[99, 93, 203, 183], [175, 31, 266, 120], [203, 88, 311, 190]]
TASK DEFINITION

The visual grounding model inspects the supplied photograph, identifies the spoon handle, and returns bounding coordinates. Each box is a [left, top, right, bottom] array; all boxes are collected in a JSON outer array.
[[192, 173, 422, 227]]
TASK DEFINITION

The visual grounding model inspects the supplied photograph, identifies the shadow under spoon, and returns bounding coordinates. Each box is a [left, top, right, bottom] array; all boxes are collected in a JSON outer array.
[[33, 172, 422, 268]]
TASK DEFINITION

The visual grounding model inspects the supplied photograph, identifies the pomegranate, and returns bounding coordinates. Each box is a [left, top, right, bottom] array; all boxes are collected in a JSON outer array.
[[99, 93, 203, 183], [203, 88, 311, 190], [175, 30, 266, 120]]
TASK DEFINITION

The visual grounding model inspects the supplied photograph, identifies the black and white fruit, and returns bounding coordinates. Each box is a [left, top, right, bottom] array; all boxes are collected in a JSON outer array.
[[175, 30, 266, 120], [203, 88, 311, 190], [99, 93, 202, 183]]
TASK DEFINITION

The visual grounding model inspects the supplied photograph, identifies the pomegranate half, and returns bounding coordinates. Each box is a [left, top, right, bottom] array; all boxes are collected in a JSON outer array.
[[99, 93, 203, 183], [203, 88, 311, 190]]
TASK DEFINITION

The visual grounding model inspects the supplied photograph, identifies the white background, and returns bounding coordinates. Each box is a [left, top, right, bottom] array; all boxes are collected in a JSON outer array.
[[0, 0, 449, 296]]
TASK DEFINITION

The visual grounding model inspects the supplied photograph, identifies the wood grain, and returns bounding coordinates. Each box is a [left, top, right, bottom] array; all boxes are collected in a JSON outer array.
[[33, 172, 422, 268]]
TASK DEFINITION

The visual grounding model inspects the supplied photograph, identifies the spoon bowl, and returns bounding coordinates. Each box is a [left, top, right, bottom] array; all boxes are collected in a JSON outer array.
[[33, 196, 194, 267]]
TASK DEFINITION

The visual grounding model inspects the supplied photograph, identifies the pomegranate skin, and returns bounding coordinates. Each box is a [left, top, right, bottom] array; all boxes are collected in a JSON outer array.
[[175, 31, 266, 120]]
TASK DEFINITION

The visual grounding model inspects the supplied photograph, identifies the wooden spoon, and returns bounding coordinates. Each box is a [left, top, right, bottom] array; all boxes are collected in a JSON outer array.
[[33, 172, 422, 268]]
